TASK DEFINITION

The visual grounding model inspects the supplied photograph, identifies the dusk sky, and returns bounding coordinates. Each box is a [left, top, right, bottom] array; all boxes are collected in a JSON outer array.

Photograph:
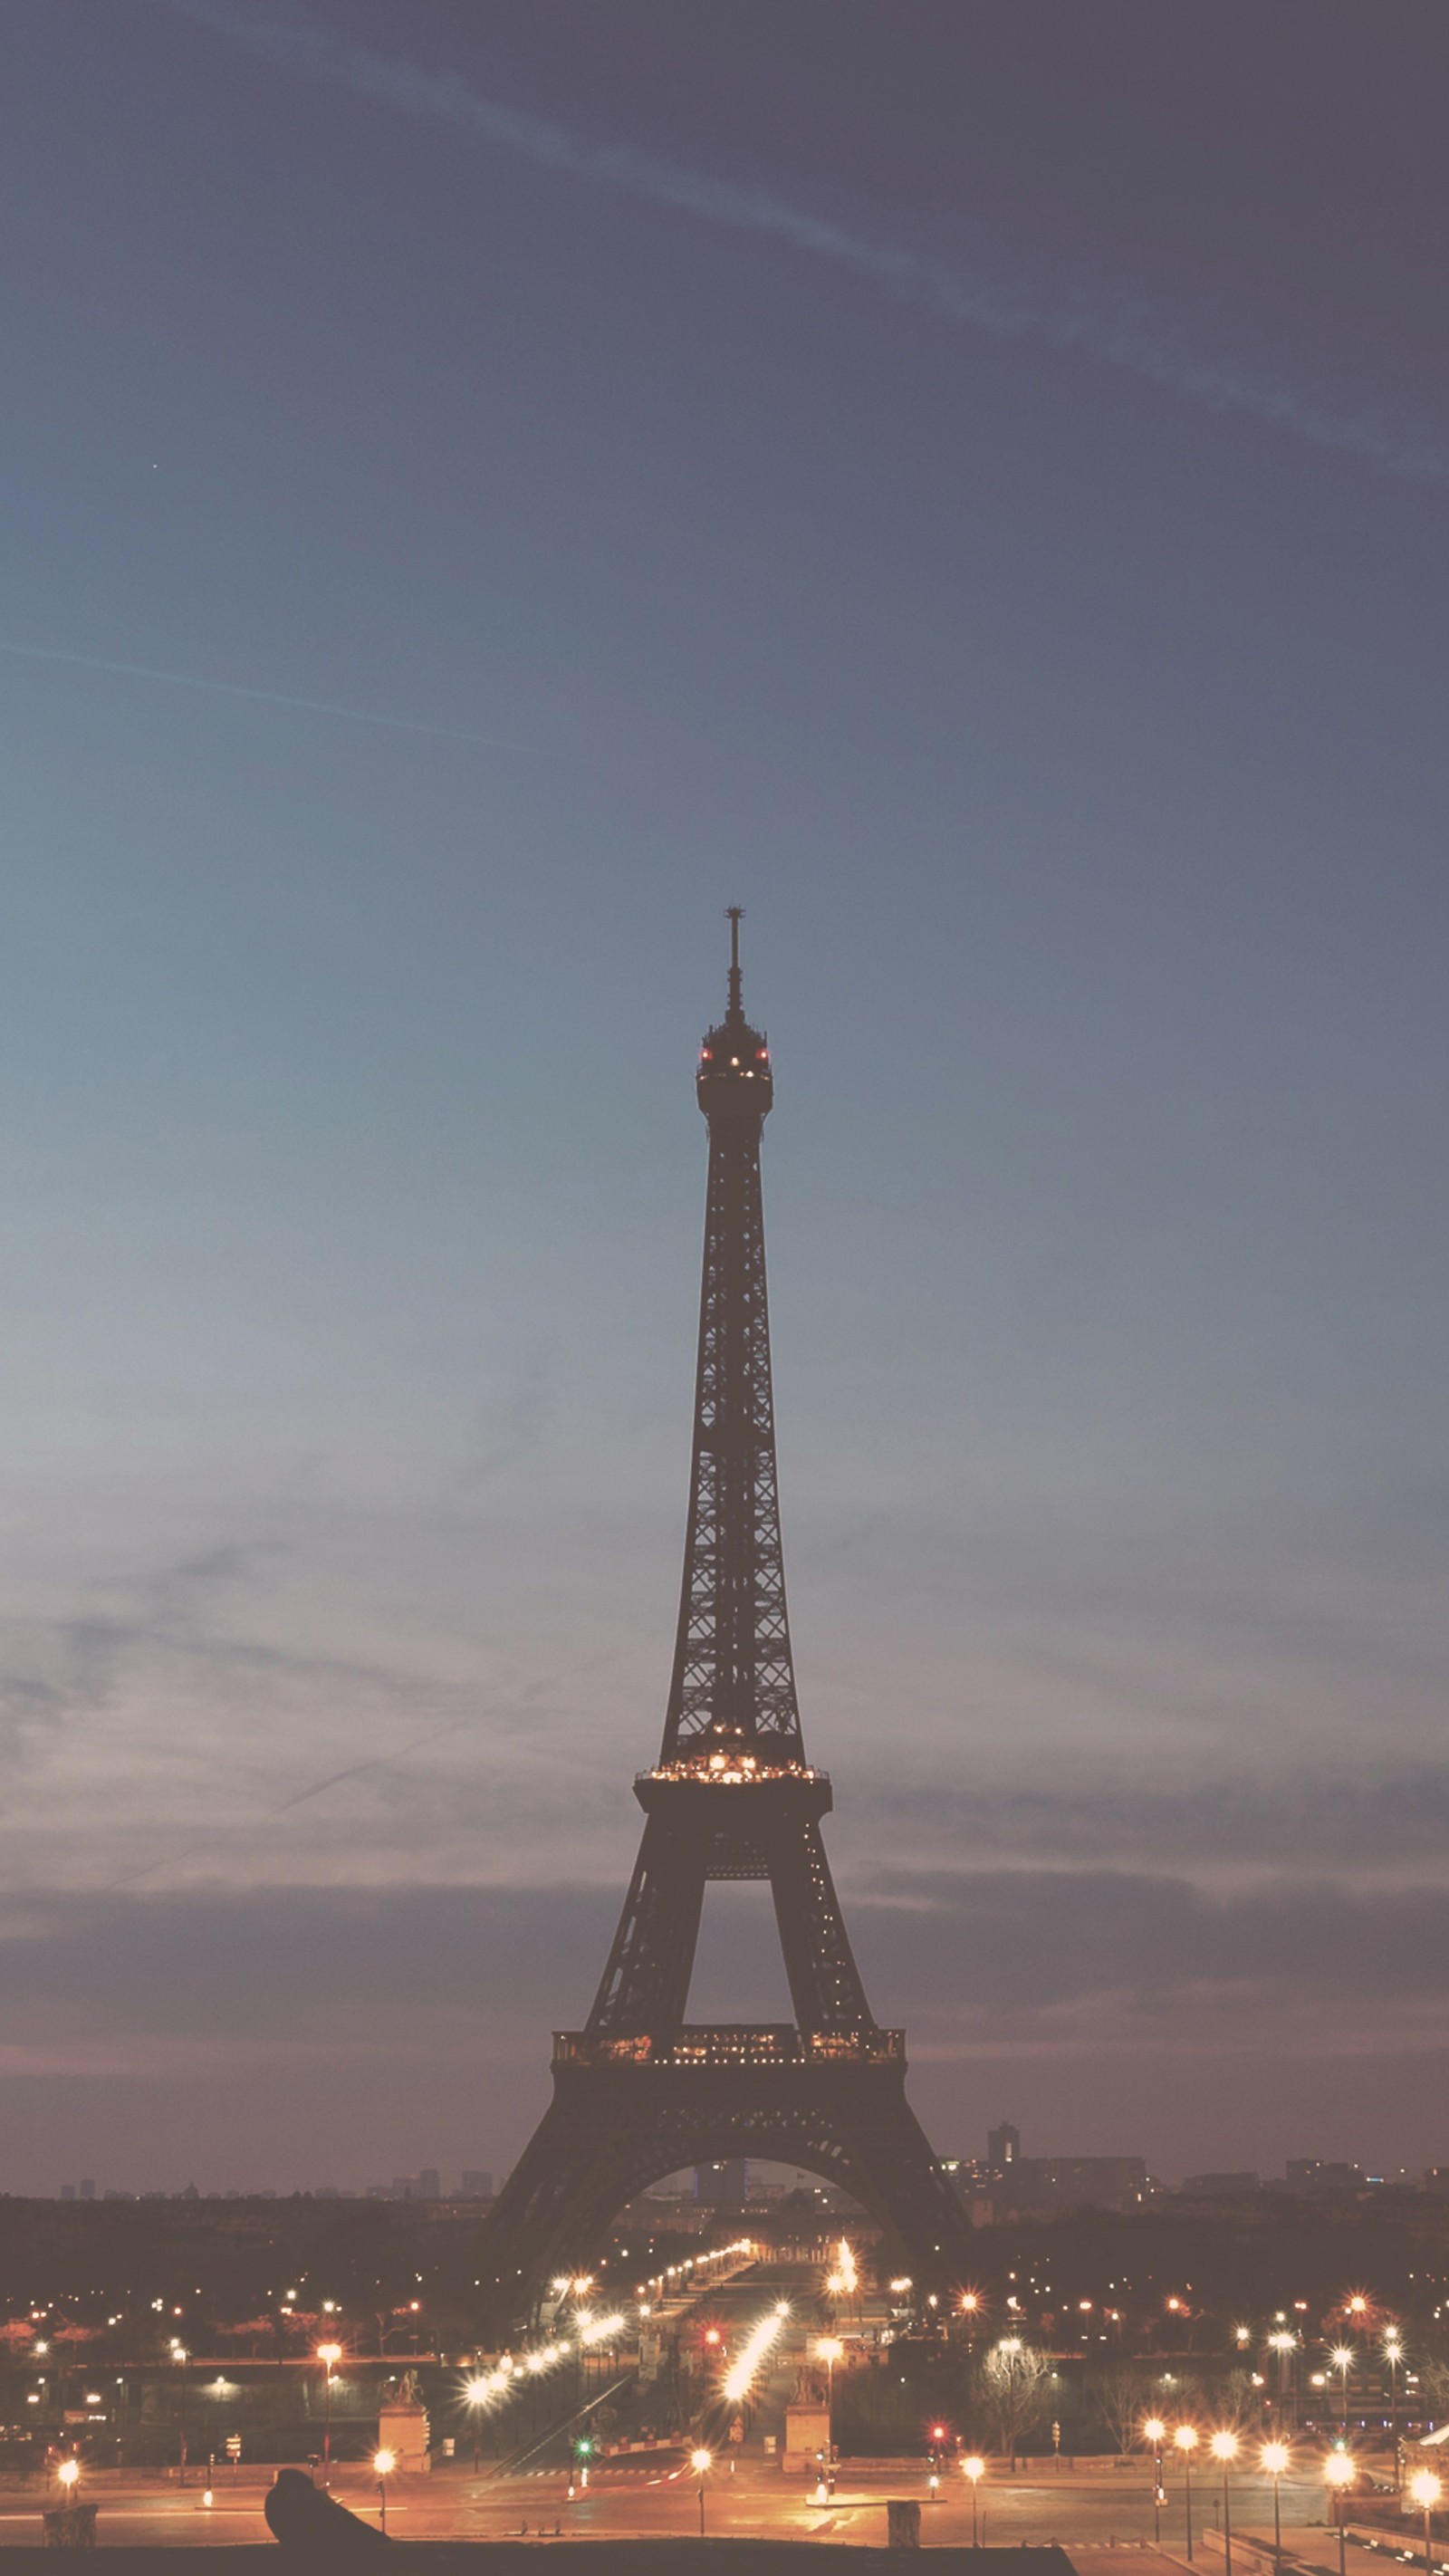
[[2, 2, 1446, 2196]]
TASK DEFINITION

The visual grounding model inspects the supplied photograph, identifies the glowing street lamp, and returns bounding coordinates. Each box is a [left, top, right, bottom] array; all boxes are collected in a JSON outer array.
[[315, 2343, 342, 2485], [1330, 2347, 1354, 2437], [1324, 2449, 1357, 2576], [1210, 2432, 1239, 2576], [1409, 2469, 1442, 2576], [690, 2447, 713, 2536], [1176, 2424, 1200, 2562], [373, 2449, 396, 2534], [1144, 2418, 1167, 2542], [962, 2454, 985, 2549], [57, 2460, 80, 2496], [1262, 2442, 1291, 2562], [1386, 2331, 1405, 2445]]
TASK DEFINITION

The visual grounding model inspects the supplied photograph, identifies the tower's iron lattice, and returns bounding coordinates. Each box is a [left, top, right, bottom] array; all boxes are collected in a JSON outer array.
[[475, 916, 970, 2324]]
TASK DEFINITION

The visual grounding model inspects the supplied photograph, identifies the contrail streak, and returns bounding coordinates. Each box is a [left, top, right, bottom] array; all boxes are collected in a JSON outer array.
[[0, 636, 525, 752], [163, 0, 1446, 485], [103, 1718, 476, 1892]]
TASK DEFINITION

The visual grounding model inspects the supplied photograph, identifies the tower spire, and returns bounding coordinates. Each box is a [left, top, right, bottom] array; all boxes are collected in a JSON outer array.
[[725, 903, 744, 1019]]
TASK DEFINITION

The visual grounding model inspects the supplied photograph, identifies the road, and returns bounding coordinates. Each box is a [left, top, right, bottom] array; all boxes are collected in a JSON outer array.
[[0, 2455, 1358, 2550]]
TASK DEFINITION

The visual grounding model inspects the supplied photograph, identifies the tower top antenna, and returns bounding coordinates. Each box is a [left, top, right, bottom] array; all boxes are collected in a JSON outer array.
[[725, 905, 744, 1016]]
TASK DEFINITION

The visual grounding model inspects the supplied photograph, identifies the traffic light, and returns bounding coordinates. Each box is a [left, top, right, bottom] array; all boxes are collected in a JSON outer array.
[[574, 2437, 594, 2460]]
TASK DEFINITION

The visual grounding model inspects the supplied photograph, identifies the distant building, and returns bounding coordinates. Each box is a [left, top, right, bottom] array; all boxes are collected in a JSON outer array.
[[696, 2159, 748, 2210], [987, 2122, 1021, 2177], [312, 2185, 341, 2200], [1015, 2155, 1147, 2214], [79, 2179, 95, 2201], [60, 2184, 75, 2202], [972, 2125, 1147, 2216], [1284, 2158, 1364, 2196], [1181, 2172, 1260, 2197], [459, 2170, 493, 2198]]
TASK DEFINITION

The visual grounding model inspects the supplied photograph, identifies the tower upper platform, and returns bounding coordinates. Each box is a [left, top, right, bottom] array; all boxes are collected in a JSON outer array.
[[697, 906, 772, 1119]]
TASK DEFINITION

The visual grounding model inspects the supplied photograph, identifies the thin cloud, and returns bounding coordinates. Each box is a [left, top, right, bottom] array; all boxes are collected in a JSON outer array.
[[0, 638, 527, 753], [164, 0, 1448, 484]]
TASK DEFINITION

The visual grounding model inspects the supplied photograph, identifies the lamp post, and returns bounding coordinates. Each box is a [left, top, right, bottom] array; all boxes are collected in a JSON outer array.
[[1270, 2332, 1299, 2431], [1409, 2470, 1442, 2576], [963, 2455, 985, 2548], [1386, 2333, 1403, 2451], [998, 2339, 1022, 2471], [817, 2337, 843, 2466], [1211, 2430, 1239, 2576], [1262, 2442, 1291, 2564], [1176, 2425, 1199, 2563], [691, 2447, 713, 2537], [1331, 2348, 1354, 2440], [57, 2459, 80, 2504], [1145, 2418, 1167, 2543], [1324, 2449, 1356, 2576], [315, 2343, 342, 2485], [373, 2448, 395, 2533], [464, 2373, 489, 2471]]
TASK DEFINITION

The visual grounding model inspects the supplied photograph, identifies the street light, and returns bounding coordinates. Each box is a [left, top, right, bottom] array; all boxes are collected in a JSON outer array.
[[691, 2447, 713, 2537], [1324, 2449, 1357, 2576], [1409, 2469, 1442, 2576], [1331, 2347, 1354, 2438], [1262, 2442, 1291, 2563], [315, 2342, 342, 2485], [57, 2460, 80, 2496], [1386, 2332, 1404, 2448], [963, 2455, 985, 2547], [1176, 2424, 1199, 2563], [1145, 2419, 1167, 2542], [373, 2448, 395, 2534], [817, 2338, 843, 2462], [997, 2338, 1023, 2472], [463, 2373, 491, 2472], [1210, 2431, 1238, 2576]]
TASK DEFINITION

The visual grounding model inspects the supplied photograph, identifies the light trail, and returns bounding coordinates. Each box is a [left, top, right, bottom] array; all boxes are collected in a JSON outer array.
[[722, 2301, 791, 2407]]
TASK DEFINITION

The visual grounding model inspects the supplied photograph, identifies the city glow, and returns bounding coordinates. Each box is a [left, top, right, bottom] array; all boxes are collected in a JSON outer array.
[[723, 2303, 790, 2405]]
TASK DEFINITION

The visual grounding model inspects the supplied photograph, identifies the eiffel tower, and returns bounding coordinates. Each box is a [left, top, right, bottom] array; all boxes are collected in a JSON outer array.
[[476, 916, 969, 2326]]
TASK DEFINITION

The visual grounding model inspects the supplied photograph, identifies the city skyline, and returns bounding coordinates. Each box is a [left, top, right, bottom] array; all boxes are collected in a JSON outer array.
[[0, 5, 1444, 2195]]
